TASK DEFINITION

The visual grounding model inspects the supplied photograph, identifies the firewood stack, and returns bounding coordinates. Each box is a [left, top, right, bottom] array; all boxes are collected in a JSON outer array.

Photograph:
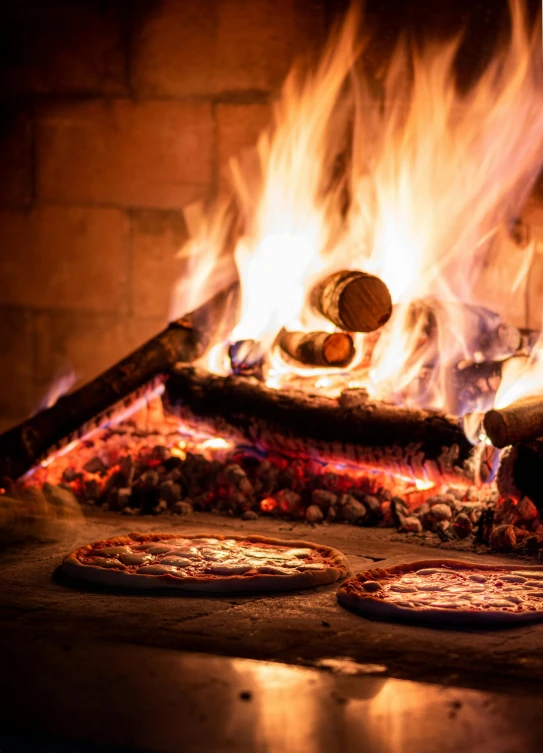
[[0, 269, 542, 562]]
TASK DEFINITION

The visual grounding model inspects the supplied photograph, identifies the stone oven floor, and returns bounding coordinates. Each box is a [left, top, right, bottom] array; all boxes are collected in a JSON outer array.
[[3, 511, 543, 751]]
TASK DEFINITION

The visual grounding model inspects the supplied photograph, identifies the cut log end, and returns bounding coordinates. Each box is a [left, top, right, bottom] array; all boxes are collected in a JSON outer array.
[[484, 396, 543, 448], [339, 273, 392, 332], [277, 329, 355, 368], [311, 270, 392, 333], [322, 332, 355, 366]]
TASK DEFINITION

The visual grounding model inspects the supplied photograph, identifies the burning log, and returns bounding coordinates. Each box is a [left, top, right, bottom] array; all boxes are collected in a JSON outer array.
[[310, 270, 392, 333], [483, 396, 543, 448], [496, 441, 543, 510], [165, 366, 474, 485], [0, 284, 239, 482], [276, 328, 355, 368]]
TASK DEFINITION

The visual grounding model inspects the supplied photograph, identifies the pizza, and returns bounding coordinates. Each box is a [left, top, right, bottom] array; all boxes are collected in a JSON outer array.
[[337, 559, 543, 626], [62, 532, 348, 592]]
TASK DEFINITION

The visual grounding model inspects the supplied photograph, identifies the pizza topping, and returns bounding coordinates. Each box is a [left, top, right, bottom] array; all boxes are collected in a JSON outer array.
[[98, 546, 132, 556], [137, 564, 181, 575], [146, 545, 176, 555], [513, 571, 543, 579], [91, 557, 124, 568], [159, 556, 192, 567], [72, 534, 343, 584], [257, 565, 292, 575], [390, 584, 418, 593], [208, 564, 252, 575], [288, 548, 313, 558], [362, 581, 383, 593], [119, 553, 152, 566], [352, 564, 543, 614]]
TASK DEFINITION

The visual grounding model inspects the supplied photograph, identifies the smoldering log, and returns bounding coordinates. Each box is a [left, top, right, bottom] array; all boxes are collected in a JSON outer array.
[[310, 270, 393, 333], [0, 284, 239, 482], [484, 396, 543, 448], [496, 440, 543, 509], [276, 328, 355, 368], [165, 366, 474, 485]]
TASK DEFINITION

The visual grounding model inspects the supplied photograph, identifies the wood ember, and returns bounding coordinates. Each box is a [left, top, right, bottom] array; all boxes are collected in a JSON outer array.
[[0, 283, 239, 483], [276, 328, 355, 368], [14, 396, 538, 557], [484, 397, 543, 448], [165, 366, 474, 486], [310, 270, 392, 332]]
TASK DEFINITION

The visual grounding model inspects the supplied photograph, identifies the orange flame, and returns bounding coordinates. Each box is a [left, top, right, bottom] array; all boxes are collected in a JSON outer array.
[[177, 1, 543, 416]]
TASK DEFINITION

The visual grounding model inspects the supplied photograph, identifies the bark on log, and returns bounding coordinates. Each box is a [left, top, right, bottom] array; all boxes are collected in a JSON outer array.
[[0, 284, 239, 482], [484, 396, 543, 448], [165, 366, 474, 485], [496, 440, 543, 509], [310, 270, 392, 333], [276, 328, 355, 368]]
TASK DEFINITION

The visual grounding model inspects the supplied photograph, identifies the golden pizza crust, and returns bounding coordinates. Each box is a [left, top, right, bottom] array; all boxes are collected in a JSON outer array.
[[337, 559, 543, 627], [62, 531, 349, 593]]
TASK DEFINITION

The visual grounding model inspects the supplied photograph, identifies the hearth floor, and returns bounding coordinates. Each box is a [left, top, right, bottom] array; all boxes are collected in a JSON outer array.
[[2, 511, 543, 693]]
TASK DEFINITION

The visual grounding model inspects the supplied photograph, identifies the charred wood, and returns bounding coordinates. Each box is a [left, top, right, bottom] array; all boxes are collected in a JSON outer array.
[[496, 440, 543, 509], [310, 270, 392, 333], [228, 340, 264, 377], [276, 328, 355, 368], [0, 284, 239, 482], [484, 396, 543, 448], [165, 366, 474, 485]]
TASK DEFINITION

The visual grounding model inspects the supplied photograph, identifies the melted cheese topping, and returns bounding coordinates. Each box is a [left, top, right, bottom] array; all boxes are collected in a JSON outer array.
[[81, 537, 324, 578], [362, 567, 543, 613]]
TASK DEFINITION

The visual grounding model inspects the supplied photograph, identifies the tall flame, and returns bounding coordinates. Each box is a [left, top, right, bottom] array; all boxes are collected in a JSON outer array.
[[178, 0, 543, 414]]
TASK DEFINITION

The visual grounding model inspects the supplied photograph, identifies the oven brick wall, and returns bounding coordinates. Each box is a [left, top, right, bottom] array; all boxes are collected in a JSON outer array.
[[0, 0, 540, 433], [0, 0, 326, 431]]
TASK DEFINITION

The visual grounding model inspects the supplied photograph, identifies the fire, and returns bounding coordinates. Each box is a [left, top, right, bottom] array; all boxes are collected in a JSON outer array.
[[177, 0, 543, 421], [495, 332, 543, 408]]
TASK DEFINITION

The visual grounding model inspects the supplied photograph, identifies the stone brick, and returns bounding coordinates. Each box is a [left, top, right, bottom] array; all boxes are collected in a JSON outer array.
[[37, 100, 213, 209], [132, 0, 325, 97], [34, 312, 164, 397], [130, 210, 189, 320], [0, 206, 128, 313], [0, 106, 33, 207], [216, 103, 272, 187], [132, 0, 218, 98], [0, 307, 37, 424], [0, 0, 126, 95], [215, 0, 324, 93]]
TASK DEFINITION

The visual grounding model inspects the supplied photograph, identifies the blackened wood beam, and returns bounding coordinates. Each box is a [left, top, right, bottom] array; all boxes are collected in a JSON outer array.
[[0, 284, 239, 482]]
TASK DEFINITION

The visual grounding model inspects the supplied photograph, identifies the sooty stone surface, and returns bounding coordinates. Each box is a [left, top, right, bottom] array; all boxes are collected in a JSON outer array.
[[1, 510, 543, 694]]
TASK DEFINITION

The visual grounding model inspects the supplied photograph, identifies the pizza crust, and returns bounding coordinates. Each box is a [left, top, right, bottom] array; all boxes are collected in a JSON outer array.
[[337, 559, 543, 627], [62, 532, 349, 593]]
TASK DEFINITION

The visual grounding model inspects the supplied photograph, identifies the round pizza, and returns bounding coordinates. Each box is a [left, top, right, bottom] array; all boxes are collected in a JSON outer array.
[[337, 559, 543, 626], [62, 532, 349, 592]]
